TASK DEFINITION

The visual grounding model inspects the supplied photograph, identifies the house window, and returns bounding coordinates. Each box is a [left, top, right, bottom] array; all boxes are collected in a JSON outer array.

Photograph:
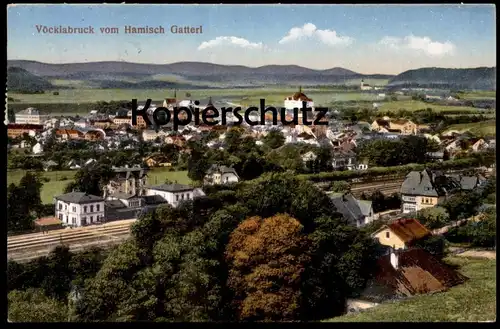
[[90, 205, 94, 212], [58, 214, 63, 221], [181, 194, 184, 200], [59, 204, 62, 210], [187, 194, 190, 200], [84, 206, 87, 213], [65, 205, 67, 210], [72, 217, 76, 225], [90, 216, 93, 222], [72, 206, 76, 212], [96, 204, 100, 212], [176, 195, 179, 201], [386, 232, 390, 239], [81, 218, 86, 226]]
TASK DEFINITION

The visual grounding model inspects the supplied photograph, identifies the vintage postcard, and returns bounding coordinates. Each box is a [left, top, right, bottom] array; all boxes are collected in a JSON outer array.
[[6, 4, 496, 323]]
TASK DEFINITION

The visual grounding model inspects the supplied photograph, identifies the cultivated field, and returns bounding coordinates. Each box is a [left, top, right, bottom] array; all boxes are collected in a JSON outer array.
[[7, 169, 191, 204], [327, 256, 496, 322], [444, 120, 496, 136], [377, 100, 482, 113]]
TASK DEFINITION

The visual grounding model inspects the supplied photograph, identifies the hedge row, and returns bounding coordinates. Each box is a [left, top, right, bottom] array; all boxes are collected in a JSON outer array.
[[297, 157, 482, 183]]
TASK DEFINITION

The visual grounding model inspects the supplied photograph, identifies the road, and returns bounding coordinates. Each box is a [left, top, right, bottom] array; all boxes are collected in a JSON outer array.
[[7, 219, 136, 263]]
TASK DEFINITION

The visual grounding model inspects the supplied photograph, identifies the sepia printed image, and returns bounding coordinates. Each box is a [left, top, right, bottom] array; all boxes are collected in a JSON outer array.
[[6, 3, 496, 322]]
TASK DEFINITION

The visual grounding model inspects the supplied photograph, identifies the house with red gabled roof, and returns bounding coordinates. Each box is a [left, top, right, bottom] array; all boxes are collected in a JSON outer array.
[[371, 218, 431, 250], [355, 247, 468, 307]]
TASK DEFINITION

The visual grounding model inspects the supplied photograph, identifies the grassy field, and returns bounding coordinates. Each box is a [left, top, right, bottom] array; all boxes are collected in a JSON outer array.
[[444, 120, 496, 136], [8, 87, 383, 107], [378, 100, 483, 113], [459, 91, 496, 100], [326, 256, 496, 322], [7, 169, 190, 205]]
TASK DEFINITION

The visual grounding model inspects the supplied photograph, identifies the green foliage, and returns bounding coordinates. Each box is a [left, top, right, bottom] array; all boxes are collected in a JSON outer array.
[[262, 129, 285, 149], [8, 288, 69, 322], [7, 171, 44, 233], [441, 191, 482, 221], [413, 235, 447, 259], [66, 174, 381, 322], [416, 207, 451, 230], [356, 135, 440, 167], [447, 208, 496, 248], [467, 210, 496, 248], [299, 157, 482, 183], [64, 163, 115, 195], [330, 181, 351, 193], [364, 191, 401, 213]]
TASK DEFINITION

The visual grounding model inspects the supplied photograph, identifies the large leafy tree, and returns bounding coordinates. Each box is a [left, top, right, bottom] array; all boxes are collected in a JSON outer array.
[[7, 171, 44, 233], [226, 214, 311, 321], [64, 163, 114, 196]]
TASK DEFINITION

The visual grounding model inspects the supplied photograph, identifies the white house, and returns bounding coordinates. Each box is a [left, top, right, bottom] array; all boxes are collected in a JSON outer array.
[[145, 183, 206, 208], [54, 192, 105, 227], [204, 165, 240, 185], [32, 142, 44, 155], [15, 107, 49, 125], [178, 100, 195, 107], [360, 80, 373, 91], [301, 151, 317, 163], [284, 88, 314, 110]]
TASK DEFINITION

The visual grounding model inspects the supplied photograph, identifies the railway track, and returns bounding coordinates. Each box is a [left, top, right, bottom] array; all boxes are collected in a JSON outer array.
[[350, 181, 403, 197], [10, 239, 126, 264], [7, 219, 136, 262]]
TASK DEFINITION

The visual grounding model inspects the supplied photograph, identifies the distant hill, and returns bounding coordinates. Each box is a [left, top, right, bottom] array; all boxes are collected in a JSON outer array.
[[388, 67, 496, 90], [7, 67, 54, 92], [7, 60, 394, 88]]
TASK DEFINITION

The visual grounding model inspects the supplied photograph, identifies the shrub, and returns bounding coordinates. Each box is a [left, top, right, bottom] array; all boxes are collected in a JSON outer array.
[[416, 207, 450, 230]]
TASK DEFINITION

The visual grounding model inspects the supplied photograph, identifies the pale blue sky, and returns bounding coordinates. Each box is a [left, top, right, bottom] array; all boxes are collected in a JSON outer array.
[[7, 4, 496, 74]]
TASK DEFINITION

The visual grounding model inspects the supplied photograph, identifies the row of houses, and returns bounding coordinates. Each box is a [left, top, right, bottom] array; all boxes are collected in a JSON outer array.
[[39, 162, 240, 228]]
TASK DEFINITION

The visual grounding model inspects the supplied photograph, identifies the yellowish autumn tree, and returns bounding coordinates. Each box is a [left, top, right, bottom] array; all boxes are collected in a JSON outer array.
[[225, 214, 311, 321]]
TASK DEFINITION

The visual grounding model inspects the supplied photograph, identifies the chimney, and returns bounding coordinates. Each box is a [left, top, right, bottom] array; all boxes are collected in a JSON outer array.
[[390, 247, 399, 270]]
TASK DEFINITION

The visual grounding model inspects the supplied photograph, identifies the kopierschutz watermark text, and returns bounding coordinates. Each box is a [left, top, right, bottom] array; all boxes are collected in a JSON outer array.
[[131, 99, 328, 131]]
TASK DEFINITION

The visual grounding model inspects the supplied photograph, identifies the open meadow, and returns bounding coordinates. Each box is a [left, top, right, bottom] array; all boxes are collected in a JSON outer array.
[[326, 256, 496, 322], [8, 87, 384, 106], [443, 120, 496, 136], [377, 100, 483, 113], [7, 169, 191, 205], [459, 91, 496, 100]]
